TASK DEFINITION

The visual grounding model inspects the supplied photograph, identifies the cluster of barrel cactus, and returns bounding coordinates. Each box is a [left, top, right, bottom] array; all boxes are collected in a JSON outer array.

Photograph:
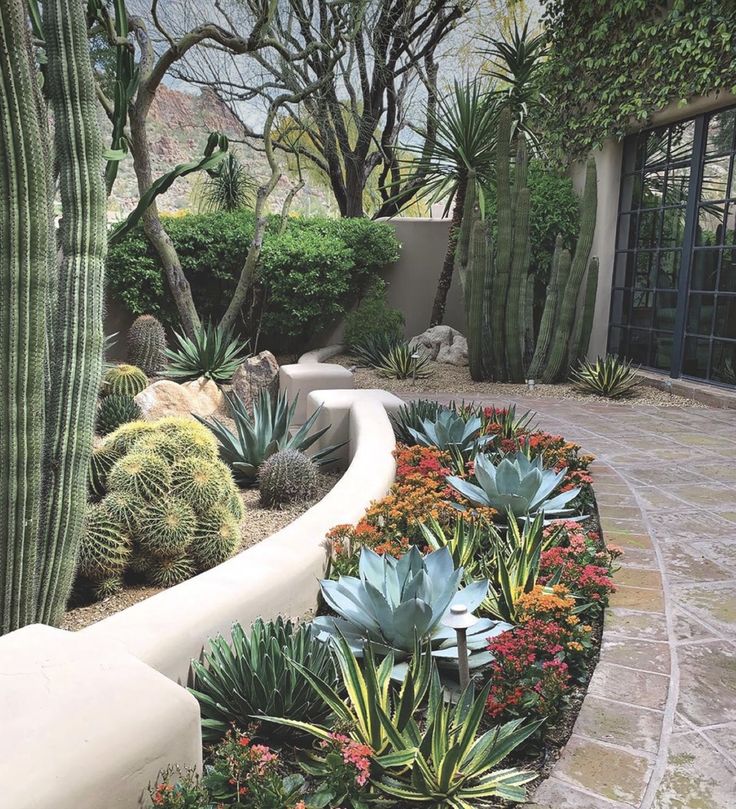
[[95, 363, 148, 436], [79, 417, 243, 599], [127, 314, 167, 376], [458, 107, 599, 383], [258, 449, 318, 507]]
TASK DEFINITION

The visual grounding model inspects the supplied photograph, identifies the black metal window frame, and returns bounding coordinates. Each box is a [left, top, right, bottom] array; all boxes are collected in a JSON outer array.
[[608, 104, 736, 388]]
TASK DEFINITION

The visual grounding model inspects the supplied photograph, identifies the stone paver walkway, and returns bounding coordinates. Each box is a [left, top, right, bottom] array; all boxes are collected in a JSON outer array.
[[406, 394, 736, 808]]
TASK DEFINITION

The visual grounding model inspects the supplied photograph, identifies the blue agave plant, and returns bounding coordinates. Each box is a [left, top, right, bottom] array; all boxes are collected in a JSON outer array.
[[313, 546, 510, 680]]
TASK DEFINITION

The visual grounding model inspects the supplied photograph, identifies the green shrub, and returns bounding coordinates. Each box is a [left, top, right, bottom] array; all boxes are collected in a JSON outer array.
[[344, 277, 404, 347], [106, 212, 401, 352]]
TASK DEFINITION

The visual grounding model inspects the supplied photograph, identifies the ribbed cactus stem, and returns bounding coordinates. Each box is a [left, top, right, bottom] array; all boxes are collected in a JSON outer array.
[[465, 214, 488, 382], [36, 0, 108, 623], [453, 170, 476, 291], [570, 257, 600, 367], [505, 139, 531, 382], [528, 236, 565, 379], [489, 106, 513, 380], [541, 157, 597, 384], [0, 1, 51, 633], [127, 315, 167, 375]]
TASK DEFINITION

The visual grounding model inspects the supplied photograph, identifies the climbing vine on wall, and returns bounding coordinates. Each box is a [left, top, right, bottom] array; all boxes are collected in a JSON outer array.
[[539, 0, 736, 160]]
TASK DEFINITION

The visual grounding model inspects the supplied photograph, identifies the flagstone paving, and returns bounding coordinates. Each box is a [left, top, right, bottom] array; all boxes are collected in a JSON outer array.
[[404, 394, 736, 808]]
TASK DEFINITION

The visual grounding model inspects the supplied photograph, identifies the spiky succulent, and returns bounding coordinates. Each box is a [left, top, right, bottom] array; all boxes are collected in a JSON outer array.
[[165, 322, 249, 383], [408, 409, 492, 456], [103, 490, 143, 535], [258, 449, 318, 507], [350, 332, 403, 368], [127, 314, 166, 375], [391, 400, 448, 444], [375, 342, 432, 379], [103, 363, 148, 397], [145, 553, 197, 588], [105, 420, 158, 454], [446, 451, 580, 519], [191, 505, 240, 570], [108, 450, 172, 501], [313, 546, 508, 680], [78, 504, 131, 582], [89, 443, 122, 499], [190, 617, 341, 743], [570, 354, 639, 399], [172, 456, 228, 511], [96, 393, 141, 436], [137, 498, 198, 559]]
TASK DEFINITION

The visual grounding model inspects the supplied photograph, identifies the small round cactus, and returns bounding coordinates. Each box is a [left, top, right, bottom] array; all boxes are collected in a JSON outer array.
[[137, 498, 197, 559], [92, 576, 125, 600], [108, 450, 172, 501], [171, 456, 229, 511], [145, 553, 197, 588], [103, 363, 148, 397], [103, 490, 143, 535], [105, 420, 158, 454], [78, 503, 132, 582], [96, 393, 141, 436], [258, 449, 318, 507], [156, 416, 219, 461], [127, 314, 166, 376], [191, 505, 240, 570]]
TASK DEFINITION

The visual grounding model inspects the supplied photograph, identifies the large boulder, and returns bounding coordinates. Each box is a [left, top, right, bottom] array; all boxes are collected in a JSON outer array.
[[134, 377, 226, 421], [231, 350, 279, 410], [409, 326, 468, 367]]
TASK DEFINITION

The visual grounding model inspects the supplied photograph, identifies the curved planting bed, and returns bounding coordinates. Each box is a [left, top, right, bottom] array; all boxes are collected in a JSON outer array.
[[147, 400, 618, 809]]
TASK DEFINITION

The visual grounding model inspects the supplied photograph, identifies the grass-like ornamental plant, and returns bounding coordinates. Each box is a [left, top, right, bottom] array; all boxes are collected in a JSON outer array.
[[96, 393, 142, 436], [374, 680, 540, 806], [447, 451, 580, 519], [199, 389, 342, 486], [570, 354, 640, 398], [165, 322, 249, 383], [190, 618, 341, 744], [375, 341, 433, 379], [103, 364, 148, 397], [313, 546, 508, 680], [408, 408, 492, 456]]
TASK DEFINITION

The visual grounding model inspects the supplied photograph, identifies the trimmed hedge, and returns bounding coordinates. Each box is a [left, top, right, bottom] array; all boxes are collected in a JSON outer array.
[[106, 212, 400, 351]]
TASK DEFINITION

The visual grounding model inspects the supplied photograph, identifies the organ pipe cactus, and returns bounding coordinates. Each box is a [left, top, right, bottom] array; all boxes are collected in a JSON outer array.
[[455, 102, 598, 384], [0, 0, 108, 631]]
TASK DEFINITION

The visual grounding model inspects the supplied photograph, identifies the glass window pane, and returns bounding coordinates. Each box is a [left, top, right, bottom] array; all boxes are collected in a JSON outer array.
[[686, 293, 715, 336], [691, 249, 719, 291], [715, 296, 736, 339], [724, 204, 736, 245], [633, 252, 655, 289], [628, 329, 651, 364], [669, 120, 695, 165], [608, 325, 626, 355], [609, 288, 629, 325], [641, 169, 666, 208], [660, 207, 687, 248], [654, 292, 678, 330], [719, 249, 736, 292], [711, 340, 736, 385], [650, 332, 673, 371], [706, 108, 736, 157], [656, 250, 680, 288], [682, 336, 711, 378], [631, 290, 654, 328], [638, 209, 660, 249], [700, 155, 731, 202], [663, 167, 690, 206], [643, 127, 670, 169], [696, 201, 726, 245], [620, 174, 643, 212]]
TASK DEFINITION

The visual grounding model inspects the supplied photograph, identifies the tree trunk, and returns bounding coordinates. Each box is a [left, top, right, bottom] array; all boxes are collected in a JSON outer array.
[[343, 158, 365, 218], [129, 104, 201, 336], [429, 175, 467, 327]]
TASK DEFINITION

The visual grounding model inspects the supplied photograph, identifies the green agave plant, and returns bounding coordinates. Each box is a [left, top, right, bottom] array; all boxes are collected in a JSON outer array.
[[351, 332, 403, 368], [447, 451, 580, 518], [374, 680, 540, 807], [570, 354, 640, 399], [313, 546, 509, 680], [375, 342, 433, 380], [190, 617, 340, 743], [391, 399, 448, 444], [198, 389, 343, 486], [165, 322, 249, 383], [408, 408, 493, 457], [418, 516, 490, 574]]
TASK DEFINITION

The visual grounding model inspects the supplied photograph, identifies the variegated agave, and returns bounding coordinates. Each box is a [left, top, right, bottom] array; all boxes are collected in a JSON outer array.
[[447, 451, 580, 518], [313, 546, 510, 680]]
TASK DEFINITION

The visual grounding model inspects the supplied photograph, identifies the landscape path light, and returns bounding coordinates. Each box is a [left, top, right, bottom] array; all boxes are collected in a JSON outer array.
[[442, 603, 478, 690]]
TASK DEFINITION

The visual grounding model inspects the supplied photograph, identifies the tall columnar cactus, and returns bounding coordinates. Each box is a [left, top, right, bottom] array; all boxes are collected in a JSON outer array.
[[127, 315, 167, 375], [569, 257, 600, 368], [0, 0, 107, 632]]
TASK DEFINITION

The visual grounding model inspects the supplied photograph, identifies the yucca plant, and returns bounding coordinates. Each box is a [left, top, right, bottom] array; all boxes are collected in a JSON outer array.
[[165, 322, 249, 383], [447, 451, 580, 519], [375, 342, 433, 380], [199, 153, 256, 212], [408, 409, 492, 457], [391, 400, 448, 444], [190, 618, 340, 743], [374, 680, 540, 807], [570, 355, 640, 399], [483, 512, 563, 622], [313, 546, 508, 680], [261, 635, 435, 756], [198, 389, 343, 486], [350, 332, 403, 368]]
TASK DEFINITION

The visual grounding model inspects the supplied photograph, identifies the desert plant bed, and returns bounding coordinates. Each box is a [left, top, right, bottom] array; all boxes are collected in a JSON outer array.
[[332, 353, 703, 407], [147, 401, 621, 809]]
